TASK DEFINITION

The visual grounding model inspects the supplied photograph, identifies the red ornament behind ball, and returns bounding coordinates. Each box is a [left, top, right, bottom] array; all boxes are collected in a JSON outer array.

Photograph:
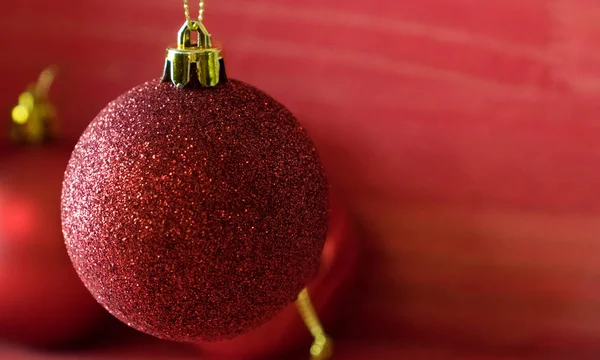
[[61, 78, 329, 342], [0, 145, 105, 346], [0, 68, 105, 347]]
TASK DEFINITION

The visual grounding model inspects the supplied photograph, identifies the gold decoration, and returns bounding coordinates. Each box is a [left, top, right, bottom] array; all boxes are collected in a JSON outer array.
[[10, 66, 58, 144], [296, 288, 334, 360], [163, 0, 221, 88], [162, 20, 222, 88]]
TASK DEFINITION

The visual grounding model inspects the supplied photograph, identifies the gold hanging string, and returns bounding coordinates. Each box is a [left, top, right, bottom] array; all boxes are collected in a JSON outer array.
[[296, 288, 333, 360], [183, 0, 205, 29]]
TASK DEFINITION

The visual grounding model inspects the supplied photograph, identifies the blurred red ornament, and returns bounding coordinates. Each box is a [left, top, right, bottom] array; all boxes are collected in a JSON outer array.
[[196, 197, 358, 359], [0, 67, 106, 347], [0, 144, 105, 347]]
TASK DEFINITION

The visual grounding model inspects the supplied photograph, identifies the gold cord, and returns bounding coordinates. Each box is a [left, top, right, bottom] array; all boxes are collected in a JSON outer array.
[[183, 0, 204, 29], [296, 288, 333, 360]]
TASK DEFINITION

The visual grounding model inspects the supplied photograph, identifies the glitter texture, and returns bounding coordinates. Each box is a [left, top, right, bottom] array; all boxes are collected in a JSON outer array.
[[61, 79, 329, 342]]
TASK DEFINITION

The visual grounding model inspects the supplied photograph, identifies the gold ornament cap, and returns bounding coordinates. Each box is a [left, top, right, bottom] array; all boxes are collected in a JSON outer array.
[[162, 21, 225, 88]]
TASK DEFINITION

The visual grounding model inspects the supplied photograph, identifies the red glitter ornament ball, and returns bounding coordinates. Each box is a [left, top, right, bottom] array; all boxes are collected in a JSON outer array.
[[61, 79, 329, 342]]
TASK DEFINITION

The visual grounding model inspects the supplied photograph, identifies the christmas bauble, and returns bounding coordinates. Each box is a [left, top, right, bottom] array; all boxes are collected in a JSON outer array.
[[0, 144, 105, 346], [197, 198, 358, 358], [61, 78, 329, 342]]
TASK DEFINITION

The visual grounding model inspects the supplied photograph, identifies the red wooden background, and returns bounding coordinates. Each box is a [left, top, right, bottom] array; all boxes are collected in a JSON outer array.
[[2, 0, 600, 358]]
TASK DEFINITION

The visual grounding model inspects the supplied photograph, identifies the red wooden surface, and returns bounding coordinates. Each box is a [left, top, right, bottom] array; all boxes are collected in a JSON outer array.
[[2, 0, 600, 358]]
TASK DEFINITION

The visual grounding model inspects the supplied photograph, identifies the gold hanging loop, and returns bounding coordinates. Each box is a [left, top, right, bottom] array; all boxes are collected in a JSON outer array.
[[162, 21, 222, 88], [164, 0, 222, 87]]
